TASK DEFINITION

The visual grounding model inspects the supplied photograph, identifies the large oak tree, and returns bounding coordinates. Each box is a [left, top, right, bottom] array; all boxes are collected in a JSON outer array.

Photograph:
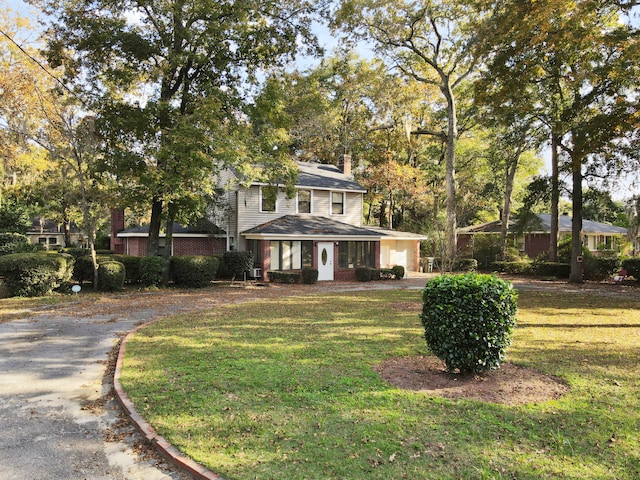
[[35, 0, 320, 256]]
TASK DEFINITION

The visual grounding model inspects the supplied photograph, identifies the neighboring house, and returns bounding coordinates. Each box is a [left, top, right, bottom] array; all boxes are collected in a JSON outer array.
[[458, 214, 629, 258], [27, 217, 84, 249], [111, 211, 226, 257], [111, 157, 427, 281]]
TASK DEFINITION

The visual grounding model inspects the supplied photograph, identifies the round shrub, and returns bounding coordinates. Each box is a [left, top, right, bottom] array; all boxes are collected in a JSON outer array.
[[140, 256, 166, 287], [0, 253, 73, 297], [97, 261, 125, 292], [392, 265, 405, 279], [72, 254, 111, 283], [223, 251, 254, 281], [170, 255, 219, 288], [420, 273, 518, 374]]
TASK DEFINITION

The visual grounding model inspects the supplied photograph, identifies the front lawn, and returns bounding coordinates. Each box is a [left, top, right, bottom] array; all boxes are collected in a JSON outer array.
[[120, 289, 640, 479]]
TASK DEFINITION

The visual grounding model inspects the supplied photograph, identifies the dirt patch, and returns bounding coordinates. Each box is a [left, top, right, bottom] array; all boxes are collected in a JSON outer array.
[[375, 355, 569, 406]]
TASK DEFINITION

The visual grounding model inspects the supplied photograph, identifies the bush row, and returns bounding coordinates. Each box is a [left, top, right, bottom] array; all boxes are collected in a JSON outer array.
[[622, 258, 640, 279], [0, 233, 41, 255], [267, 268, 319, 284], [0, 253, 73, 297], [355, 265, 405, 282], [492, 260, 571, 278], [419, 257, 478, 273]]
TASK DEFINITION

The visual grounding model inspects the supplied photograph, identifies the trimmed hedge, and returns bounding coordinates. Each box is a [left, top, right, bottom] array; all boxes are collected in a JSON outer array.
[[356, 267, 404, 281], [302, 268, 319, 284], [583, 254, 620, 281], [492, 261, 534, 275], [0, 233, 38, 255], [532, 261, 571, 278], [111, 255, 142, 283], [452, 258, 478, 272], [140, 256, 166, 287], [223, 251, 254, 281], [392, 265, 405, 279], [62, 247, 91, 260], [622, 258, 640, 280], [0, 253, 74, 297], [170, 256, 219, 288], [355, 267, 373, 282], [97, 261, 125, 292], [72, 255, 111, 283], [420, 273, 518, 374], [267, 271, 302, 283]]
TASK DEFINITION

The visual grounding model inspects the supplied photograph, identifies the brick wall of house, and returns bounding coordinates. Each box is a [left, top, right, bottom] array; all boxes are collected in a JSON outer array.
[[525, 233, 551, 258], [173, 238, 226, 256], [125, 238, 148, 257], [335, 269, 357, 281]]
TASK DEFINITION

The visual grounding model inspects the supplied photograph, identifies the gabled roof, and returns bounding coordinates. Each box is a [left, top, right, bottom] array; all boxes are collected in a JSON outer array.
[[459, 214, 628, 235], [295, 162, 366, 192], [242, 215, 381, 240], [117, 219, 225, 237], [28, 217, 82, 234], [365, 226, 429, 241], [227, 161, 366, 193]]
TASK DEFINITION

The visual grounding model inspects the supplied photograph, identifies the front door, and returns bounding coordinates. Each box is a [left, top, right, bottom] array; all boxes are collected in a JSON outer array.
[[317, 242, 334, 281]]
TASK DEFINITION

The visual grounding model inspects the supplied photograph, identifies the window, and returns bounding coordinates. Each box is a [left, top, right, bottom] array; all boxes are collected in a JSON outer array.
[[297, 189, 311, 214], [260, 186, 278, 212], [48, 237, 58, 245], [331, 191, 344, 215], [270, 241, 313, 270], [338, 241, 375, 268], [38, 237, 47, 244], [248, 240, 263, 266]]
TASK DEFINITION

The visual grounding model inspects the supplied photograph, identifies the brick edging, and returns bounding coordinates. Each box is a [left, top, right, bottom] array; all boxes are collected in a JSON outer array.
[[113, 322, 226, 480]]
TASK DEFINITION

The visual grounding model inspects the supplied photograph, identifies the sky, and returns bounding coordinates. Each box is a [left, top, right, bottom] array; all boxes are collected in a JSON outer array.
[[4, 0, 639, 201]]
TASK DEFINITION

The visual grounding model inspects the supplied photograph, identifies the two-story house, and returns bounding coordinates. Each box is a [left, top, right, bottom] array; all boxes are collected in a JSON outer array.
[[111, 157, 426, 281]]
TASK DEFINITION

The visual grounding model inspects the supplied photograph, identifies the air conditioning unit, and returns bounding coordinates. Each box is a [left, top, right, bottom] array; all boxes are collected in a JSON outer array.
[[251, 268, 262, 278]]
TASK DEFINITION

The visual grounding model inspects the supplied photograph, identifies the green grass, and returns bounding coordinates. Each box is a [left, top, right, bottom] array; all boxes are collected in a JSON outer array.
[[120, 289, 640, 479]]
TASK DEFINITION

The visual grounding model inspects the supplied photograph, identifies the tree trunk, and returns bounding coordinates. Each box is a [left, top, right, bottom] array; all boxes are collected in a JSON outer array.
[[162, 202, 176, 285], [147, 199, 163, 256], [63, 217, 72, 248], [569, 139, 584, 284], [499, 150, 520, 260], [549, 133, 560, 262], [443, 79, 458, 271]]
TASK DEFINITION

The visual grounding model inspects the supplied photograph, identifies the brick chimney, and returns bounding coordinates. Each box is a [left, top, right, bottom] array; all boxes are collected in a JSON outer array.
[[110, 208, 126, 253], [338, 153, 352, 177]]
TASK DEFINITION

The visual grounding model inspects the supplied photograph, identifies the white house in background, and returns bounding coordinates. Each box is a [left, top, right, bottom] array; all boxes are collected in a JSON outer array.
[[217, 156, 427, 281], [27, 217, 84, 249], [111, 157, 427, 281]]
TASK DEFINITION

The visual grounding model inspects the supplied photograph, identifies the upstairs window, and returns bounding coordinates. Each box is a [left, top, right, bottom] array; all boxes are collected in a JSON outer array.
[[331, 191, 344, 215], [297, 189, 311, 214], [260, 186, 278, 212]]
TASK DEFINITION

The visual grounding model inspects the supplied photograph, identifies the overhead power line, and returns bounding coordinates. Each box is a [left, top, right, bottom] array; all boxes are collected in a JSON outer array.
[[0, 26, 86, 107]]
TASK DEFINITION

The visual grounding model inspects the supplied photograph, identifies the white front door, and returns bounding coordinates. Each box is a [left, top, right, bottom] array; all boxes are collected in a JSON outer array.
[[317, 242, 334, 281]]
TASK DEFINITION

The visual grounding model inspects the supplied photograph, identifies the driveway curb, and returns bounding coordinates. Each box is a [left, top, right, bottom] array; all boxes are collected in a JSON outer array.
[[113, 321, 226, 480]]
